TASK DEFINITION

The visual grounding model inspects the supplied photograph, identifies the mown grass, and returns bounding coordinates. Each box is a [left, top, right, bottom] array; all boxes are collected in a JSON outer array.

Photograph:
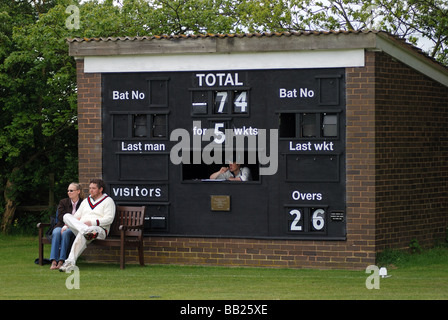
[[1, 235, 447, 300]]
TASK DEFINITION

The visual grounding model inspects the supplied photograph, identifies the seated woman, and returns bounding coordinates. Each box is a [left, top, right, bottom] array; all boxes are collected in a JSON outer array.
[[209, 161, 251, 181], [49, 182, 84, 270]]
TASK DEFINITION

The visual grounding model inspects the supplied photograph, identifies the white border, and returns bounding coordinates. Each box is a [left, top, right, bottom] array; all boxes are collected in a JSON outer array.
[[84, 49, 365, 73]]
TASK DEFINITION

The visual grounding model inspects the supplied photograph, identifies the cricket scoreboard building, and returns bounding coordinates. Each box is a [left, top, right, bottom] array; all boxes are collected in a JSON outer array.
[[69, 31, 448, 269]]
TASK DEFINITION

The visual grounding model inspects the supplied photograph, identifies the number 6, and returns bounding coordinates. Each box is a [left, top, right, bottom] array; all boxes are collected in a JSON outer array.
[[312, 209, 325, 230]]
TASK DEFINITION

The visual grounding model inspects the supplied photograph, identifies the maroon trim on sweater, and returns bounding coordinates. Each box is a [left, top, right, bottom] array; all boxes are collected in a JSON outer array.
[[87, 195, 109, 210]]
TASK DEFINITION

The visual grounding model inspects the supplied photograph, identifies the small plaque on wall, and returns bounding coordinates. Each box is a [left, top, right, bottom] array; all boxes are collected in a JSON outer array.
[[211, 195, 231, 211]]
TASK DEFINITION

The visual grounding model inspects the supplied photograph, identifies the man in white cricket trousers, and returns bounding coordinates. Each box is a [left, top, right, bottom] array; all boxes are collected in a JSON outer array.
[[60, 179, 115, 272]]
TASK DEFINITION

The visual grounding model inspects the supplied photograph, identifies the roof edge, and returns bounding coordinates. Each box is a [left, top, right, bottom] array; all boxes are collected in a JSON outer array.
[[67, 30, 380, 57], [375, 32, 448, 87], [67, 31, 448, 87]]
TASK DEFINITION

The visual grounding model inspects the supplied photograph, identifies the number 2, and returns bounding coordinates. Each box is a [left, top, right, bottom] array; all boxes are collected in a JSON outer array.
[[289, 209, 302, 231]]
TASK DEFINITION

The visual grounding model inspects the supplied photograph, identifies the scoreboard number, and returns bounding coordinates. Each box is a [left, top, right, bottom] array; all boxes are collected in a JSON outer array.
[[214, 122, 226, 144], [289, 209, 303, 231], [234, 91, 248, 113], [214, 91, 228, 114], [289, 208, 326, 232], [311, 209, 325, 231], [213, 90, 249, 114], [194, 90, 248, 115]]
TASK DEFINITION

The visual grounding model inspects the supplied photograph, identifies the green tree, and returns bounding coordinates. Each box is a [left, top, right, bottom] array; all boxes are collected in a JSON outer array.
[[375, 0, 448, 65], [288, 0, 448, 64], [0, 0, 79, 232]]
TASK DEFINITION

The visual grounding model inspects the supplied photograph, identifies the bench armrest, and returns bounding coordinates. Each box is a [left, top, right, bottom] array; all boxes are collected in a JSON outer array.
[[119, 224, 144, 231], [37, 222, 51, 229]]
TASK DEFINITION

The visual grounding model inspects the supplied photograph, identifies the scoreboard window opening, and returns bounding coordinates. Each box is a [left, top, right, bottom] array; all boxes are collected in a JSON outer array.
[[133, 113, 168, 138], [191, 89, 250, 116], [181, 149, 260, 182], [133, 114, 147, 137], [278, 112, 339, 139], [148, 78, 169, 108], [111, 112, 169, 139]]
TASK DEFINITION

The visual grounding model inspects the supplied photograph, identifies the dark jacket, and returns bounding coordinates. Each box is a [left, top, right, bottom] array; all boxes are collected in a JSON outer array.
[[55, 197, 83, 228]]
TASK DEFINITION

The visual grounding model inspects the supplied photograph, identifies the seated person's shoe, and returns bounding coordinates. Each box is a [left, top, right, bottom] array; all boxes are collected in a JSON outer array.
[[84, 231, 98, 241], [59, 261, 76, 272]]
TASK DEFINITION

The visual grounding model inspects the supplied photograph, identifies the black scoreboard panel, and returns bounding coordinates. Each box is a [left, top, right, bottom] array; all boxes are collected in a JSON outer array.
[[102, 68, 346, 240]]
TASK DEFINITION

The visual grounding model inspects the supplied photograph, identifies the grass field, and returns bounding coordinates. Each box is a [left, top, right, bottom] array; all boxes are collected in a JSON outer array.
[[1, 235, 447, 300]]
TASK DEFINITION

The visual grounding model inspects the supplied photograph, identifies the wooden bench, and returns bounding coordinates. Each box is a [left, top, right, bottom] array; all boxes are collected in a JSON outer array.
[[37, 205, 146, 269]]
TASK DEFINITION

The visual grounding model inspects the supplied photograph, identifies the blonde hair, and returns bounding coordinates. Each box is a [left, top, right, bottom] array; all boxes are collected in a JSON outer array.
[[69, 182, 84, 200]]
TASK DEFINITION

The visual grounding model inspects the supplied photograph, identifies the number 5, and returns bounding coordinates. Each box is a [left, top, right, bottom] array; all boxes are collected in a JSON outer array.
[[214, 123, 225, 144]]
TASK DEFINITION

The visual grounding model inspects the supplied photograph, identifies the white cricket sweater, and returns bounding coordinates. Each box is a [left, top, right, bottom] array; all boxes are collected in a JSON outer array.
[[74, 194, 116, 234]]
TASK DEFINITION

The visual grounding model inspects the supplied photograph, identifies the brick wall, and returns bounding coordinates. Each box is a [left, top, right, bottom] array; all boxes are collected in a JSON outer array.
[[77, 50, 447, 270], [76, 59, 102, 194], [374, 52, 448, 250], [345, 50, 377, 266], [83, 236, 369, 269]]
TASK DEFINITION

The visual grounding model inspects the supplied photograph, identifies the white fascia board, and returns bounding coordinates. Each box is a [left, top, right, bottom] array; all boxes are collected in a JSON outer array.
[[83, 49, 365, 73], [376, 36, 448, 87]]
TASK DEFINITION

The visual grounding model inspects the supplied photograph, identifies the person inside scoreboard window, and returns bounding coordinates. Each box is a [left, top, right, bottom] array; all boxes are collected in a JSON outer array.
[[209, 161, 251, 181]]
